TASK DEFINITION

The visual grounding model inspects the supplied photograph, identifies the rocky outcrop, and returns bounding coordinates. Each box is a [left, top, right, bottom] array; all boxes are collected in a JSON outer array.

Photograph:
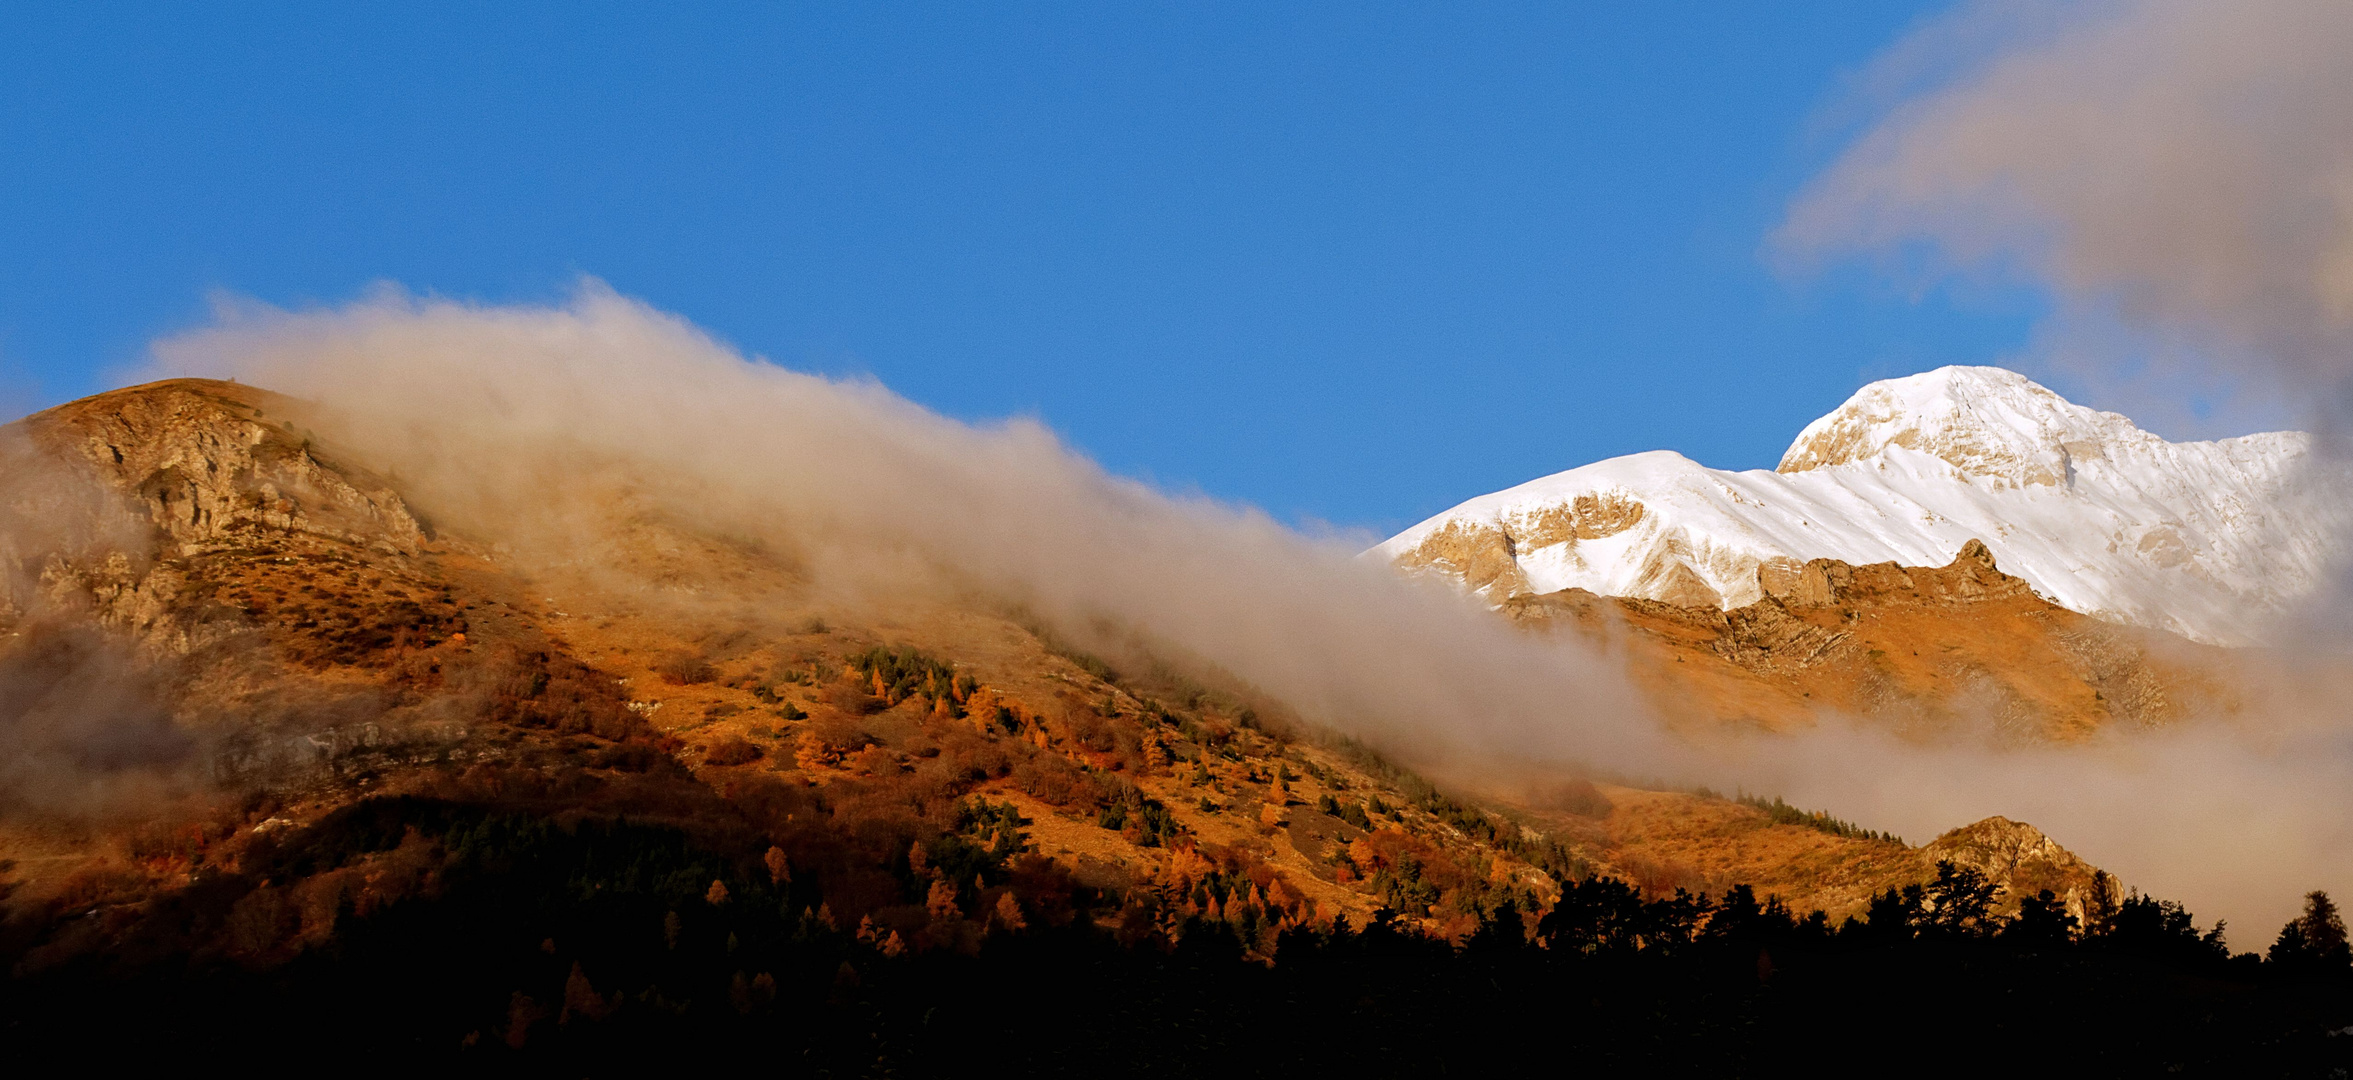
[[1517, 542, 2024, 678], [0, 380, 533, 803], [1777, 367, 2145, 489], [1928, 816, 2092, 881], [3, 379, 434, 655], [1756, 539, 2035, 608], [1391, 518, 1532, 598], [1925, 816, 2103, 920], [1507, 536, 2212, 739], [1391, 491, 1651, 600], [24, 379, 423, 557]]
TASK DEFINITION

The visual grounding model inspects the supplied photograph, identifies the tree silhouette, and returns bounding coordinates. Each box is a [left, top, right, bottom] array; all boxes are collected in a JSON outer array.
[[1921, 860, 1999, 938], [2299, 891, 2349, 967], [2001, 889, 2078, 949], [2272, 890, 2351, 976]]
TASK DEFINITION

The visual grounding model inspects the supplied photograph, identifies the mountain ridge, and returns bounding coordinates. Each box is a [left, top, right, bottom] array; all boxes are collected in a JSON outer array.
[[1504, 537, 2229, 740], [0, 377, 2109, 952], [1377, 366, 2330, 646], [8, 376, 2328, 1069]]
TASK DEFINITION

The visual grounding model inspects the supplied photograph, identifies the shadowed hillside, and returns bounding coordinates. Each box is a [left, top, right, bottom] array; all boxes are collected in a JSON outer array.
[[2, 379, 2349, 1069]]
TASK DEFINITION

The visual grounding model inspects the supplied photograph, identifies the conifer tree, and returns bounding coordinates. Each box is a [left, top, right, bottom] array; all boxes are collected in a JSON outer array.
[[1922, 861, 1998, 938], [2081, 870, 2121, 938], [2299, 891, 2349, 968], [2273, 890, 2351, 975], [2001, 889, 2077, 948], [2270, 920, 2311, 967]]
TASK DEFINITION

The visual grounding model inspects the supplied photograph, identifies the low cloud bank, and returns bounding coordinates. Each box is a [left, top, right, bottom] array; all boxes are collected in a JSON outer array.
[[0, 625, 194, 818], [1733, 708, 2353, 938], [0, 428, 202, 816], [14, 1, 2353, 938], [137, 284, 2353, 936], [122, 279, 2353, 937], [150, 286, 1675, 777]]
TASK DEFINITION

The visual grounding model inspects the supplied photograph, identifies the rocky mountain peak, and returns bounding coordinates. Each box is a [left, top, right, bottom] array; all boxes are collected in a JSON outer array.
[[22, 378, 424, 558], [1925, 816, 2096, 895], [1377, 364, 2324, 646], [3, 379, 436, 656], [1775, 365, 2153, 488]]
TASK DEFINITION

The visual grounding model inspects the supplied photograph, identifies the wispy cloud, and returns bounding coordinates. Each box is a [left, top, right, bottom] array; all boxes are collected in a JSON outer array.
[[147, 283, 1675, 775], [1779, 0, 2353, 433]]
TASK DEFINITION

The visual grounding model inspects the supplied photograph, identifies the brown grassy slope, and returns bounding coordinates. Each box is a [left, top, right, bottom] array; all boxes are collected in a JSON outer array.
[[1484, 783, 2100, 921], [0, 379, 2111, 959], [1, 381, 669, 922], [1504, 540, 2236, 741], [463, 522, 1597, 939], [0, 380, 1562, 950]]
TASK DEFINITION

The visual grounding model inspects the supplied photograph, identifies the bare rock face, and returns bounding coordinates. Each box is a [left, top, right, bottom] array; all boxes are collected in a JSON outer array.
[[2, 379, 431, 654], [1777, 367, 2145, 489], [1506, 532, 2207, 740], [1390, 491, 1652, 600], [1926, 816, 2102, 917], [1393, 518, 1533, 598], [0, 380, 519, 801], [1756, 539, 2035, 609], [1929, 816, 2089, 877], [29, 379, 423, 557], [1535, 540, 2032, 679]]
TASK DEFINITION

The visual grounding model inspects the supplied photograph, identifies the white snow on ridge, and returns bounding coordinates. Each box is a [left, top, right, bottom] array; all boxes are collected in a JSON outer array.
[[1373, 367, 2339, 646]]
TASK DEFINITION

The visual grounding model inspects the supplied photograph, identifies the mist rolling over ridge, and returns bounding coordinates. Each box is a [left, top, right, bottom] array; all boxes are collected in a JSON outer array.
[[148, 286, 1676, 775], [13, 4, 2353, 1064], [92, 282, 2347, 936]]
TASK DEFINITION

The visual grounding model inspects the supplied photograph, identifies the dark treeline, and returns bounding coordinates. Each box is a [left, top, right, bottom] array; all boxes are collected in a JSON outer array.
[[7, 791, 2353, 1075], [1731, 790, 1905, 845]]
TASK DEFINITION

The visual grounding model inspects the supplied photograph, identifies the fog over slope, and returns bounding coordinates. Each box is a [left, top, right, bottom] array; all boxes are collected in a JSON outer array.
[[99, 0, 2353, 930], [1770, 0, 2353, 935], [3, 0, 2350, 950], [148, 286, 1675, 777], [119, 284, 2353, 936]]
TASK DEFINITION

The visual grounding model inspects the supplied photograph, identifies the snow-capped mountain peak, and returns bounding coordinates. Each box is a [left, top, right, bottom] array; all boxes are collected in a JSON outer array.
[[1777, 366, 2151, 487], [1375, 367, 2329, 646]]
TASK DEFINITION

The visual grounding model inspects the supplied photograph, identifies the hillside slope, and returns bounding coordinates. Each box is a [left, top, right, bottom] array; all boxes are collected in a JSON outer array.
[[0, 379, 2117, 985], [1504, 539, 2233, 740]]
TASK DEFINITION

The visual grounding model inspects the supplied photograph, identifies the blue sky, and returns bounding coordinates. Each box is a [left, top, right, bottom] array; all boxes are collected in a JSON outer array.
[[0, 2, 2048, 535]]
